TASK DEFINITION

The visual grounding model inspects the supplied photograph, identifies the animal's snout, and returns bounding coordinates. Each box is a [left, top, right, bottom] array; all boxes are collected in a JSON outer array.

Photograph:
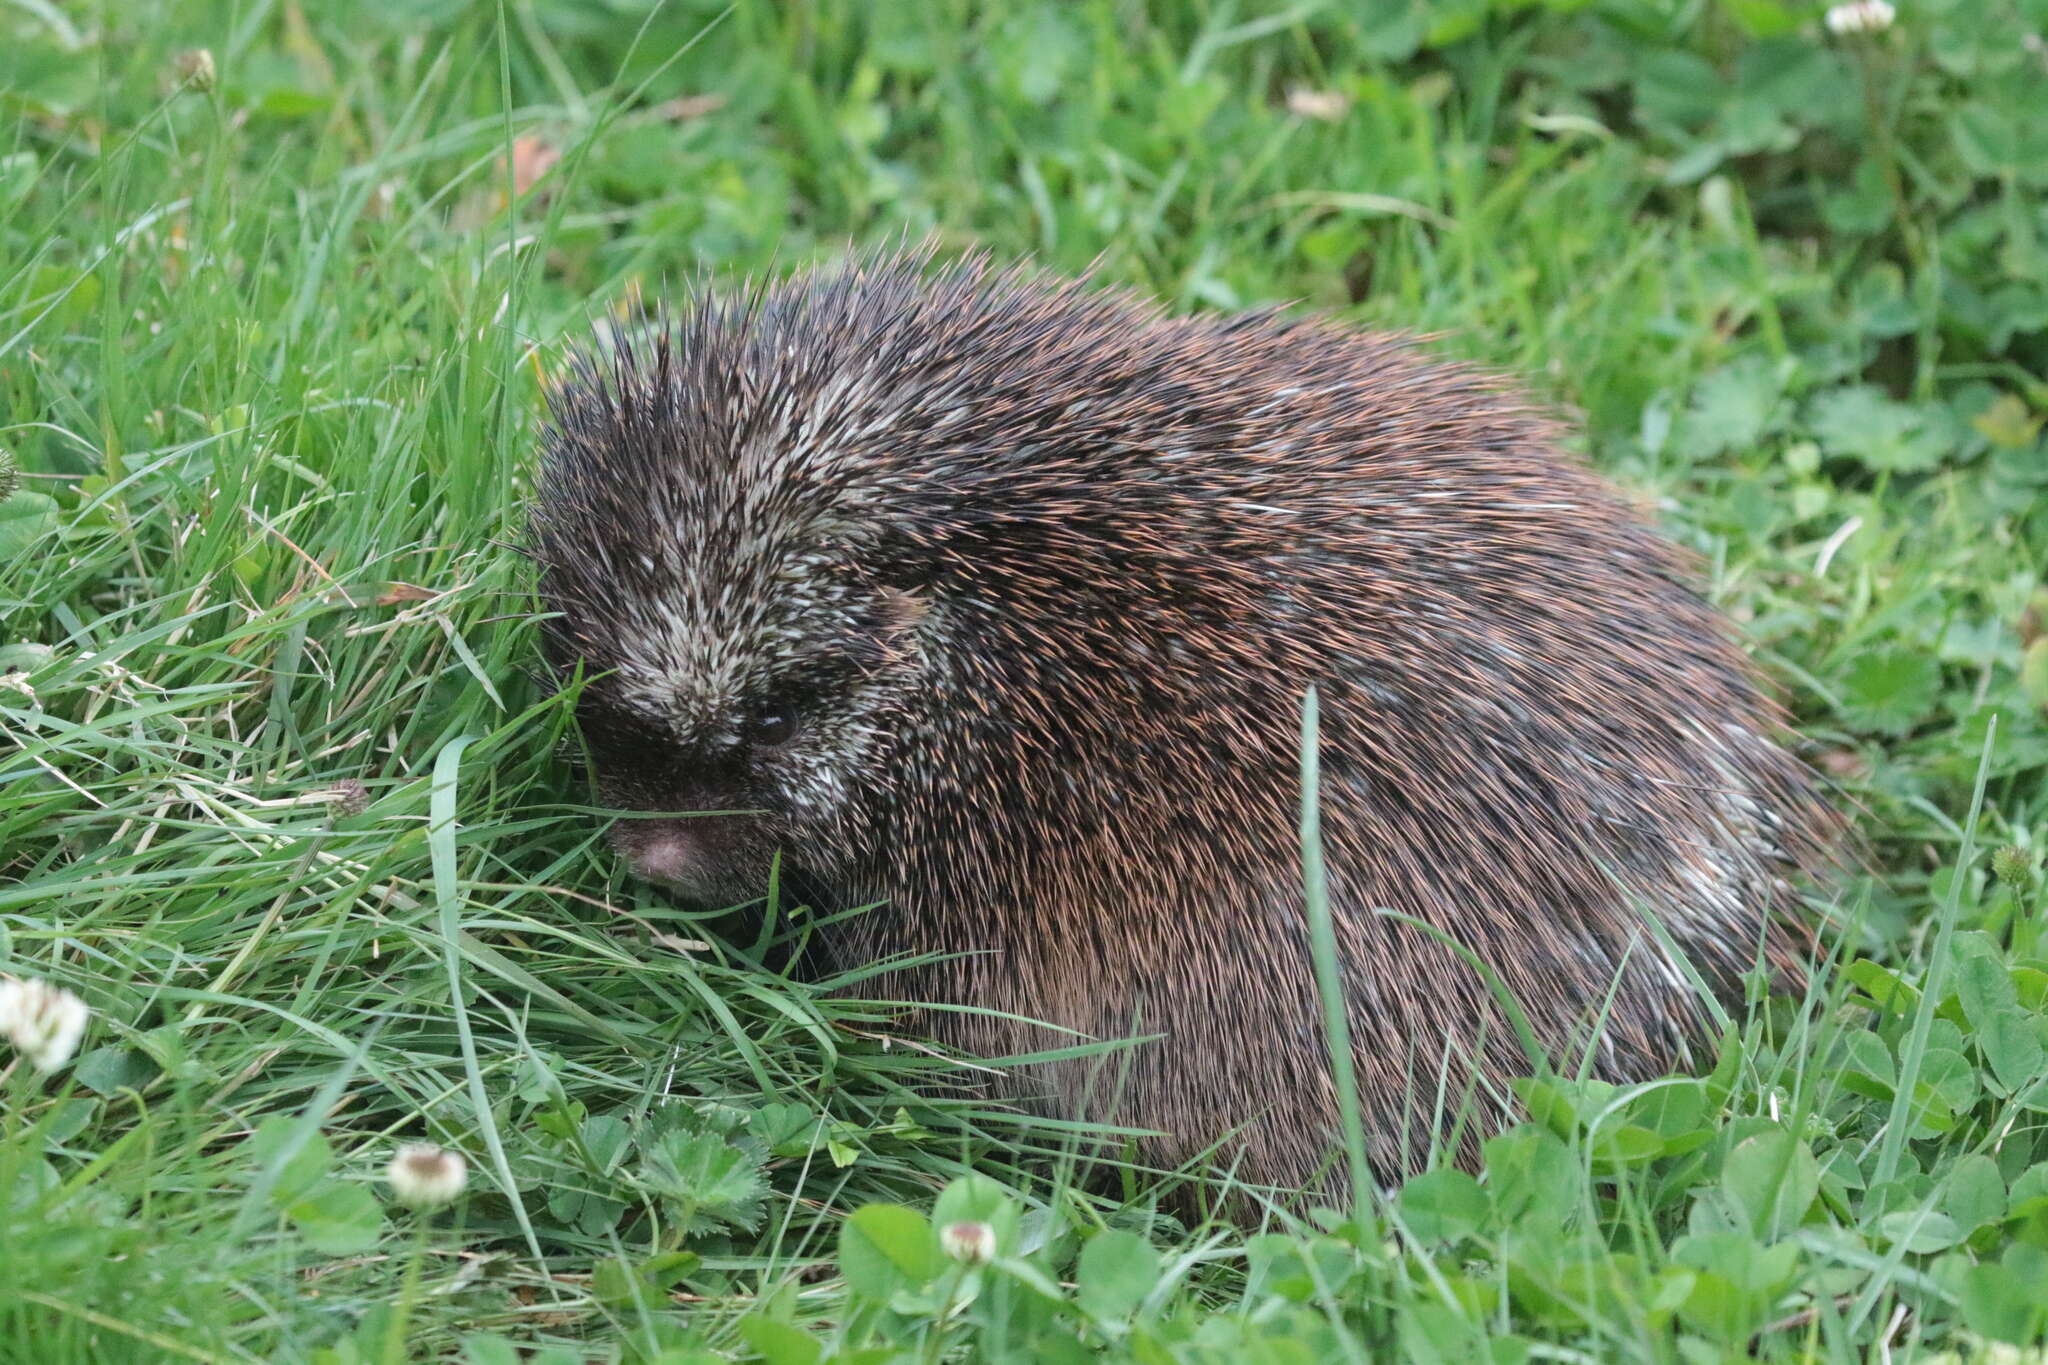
[[611, 815, 731, 897], [627, 823, 704, 886]]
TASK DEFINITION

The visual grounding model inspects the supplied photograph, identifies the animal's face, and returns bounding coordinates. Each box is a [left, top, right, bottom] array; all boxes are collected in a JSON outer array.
[[529, 258, 1118, 904], [537, 480, 930, 908], [528, 309, 942, 908]]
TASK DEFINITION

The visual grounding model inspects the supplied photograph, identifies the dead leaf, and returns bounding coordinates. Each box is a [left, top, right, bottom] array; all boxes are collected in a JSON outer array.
[[511, 135, 560, 198], [659, 93, 727, 121], [1818, 749, 1869, 780], [2018, 586, 2048, 645], [1973, 393, 2043, 450], [1286, 87, 1350, 122]]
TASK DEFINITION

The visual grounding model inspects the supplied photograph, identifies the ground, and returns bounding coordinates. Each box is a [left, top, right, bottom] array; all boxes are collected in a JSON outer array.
[[2, 1, 2047, 1361]]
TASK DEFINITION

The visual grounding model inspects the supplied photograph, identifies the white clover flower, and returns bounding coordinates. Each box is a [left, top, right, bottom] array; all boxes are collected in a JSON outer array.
[[386, 1142, 467, 1208], [1825, 1, 1896, 34], [939, 1219, 995, 1265], [0, 976, 90, 1074], [173, 49, 217, 92]]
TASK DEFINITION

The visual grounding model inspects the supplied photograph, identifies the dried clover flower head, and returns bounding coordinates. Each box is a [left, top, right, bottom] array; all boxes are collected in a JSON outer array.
[[386, 1142, 467, 1209]]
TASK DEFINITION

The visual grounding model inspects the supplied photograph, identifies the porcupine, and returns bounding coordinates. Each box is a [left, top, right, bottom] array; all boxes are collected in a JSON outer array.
[[528, 248, 1836, 1202]]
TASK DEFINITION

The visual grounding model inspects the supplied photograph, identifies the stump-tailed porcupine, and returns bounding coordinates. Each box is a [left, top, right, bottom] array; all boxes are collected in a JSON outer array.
[[530, 250, 1836, 1198]]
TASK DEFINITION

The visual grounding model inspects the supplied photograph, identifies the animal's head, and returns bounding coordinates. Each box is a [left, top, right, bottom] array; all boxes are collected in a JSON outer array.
[[529, 290, 946, 907], [530, 251, 1227, 905]]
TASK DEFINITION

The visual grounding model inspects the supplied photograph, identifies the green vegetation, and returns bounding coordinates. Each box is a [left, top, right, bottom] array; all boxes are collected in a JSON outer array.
[[4, 0, 2047, 1359]]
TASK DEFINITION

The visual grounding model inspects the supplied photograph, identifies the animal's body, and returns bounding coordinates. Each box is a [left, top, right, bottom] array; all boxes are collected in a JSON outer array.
[[530, 250, 1835, 1199]]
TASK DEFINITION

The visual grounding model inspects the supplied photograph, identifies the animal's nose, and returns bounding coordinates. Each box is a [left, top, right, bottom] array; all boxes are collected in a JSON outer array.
[[630, 823, 703, 886]]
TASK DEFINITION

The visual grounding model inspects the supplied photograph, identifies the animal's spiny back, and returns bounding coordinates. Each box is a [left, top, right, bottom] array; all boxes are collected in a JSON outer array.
[[532, 248, 1836, 1200]]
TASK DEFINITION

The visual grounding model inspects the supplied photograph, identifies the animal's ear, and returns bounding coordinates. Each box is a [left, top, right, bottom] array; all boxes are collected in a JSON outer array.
[[875, 585, 931, 636], [866, 524, 943, 597]]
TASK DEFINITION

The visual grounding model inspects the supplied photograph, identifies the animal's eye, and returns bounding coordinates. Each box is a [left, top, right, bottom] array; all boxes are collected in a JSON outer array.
[[747, 697, 801, 748]]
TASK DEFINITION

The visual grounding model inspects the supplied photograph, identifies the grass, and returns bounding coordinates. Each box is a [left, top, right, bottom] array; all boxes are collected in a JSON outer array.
[[3, 0, 2047, 1360]]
